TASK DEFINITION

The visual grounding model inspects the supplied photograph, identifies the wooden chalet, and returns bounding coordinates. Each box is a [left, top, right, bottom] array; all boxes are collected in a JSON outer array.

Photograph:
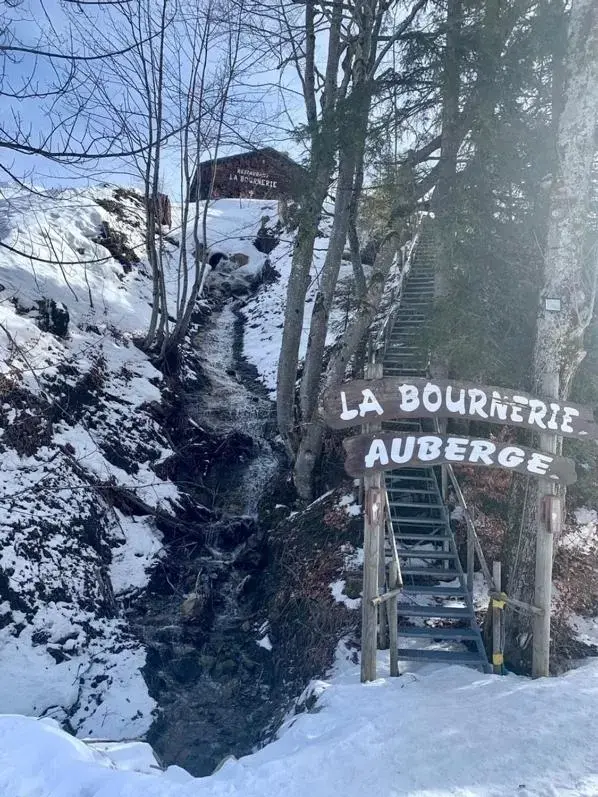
[[189, 148, 306, 202]]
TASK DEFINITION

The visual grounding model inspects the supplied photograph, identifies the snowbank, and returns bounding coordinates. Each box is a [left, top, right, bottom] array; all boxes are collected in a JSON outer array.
[[0, 188, 273, 738], [2, 650, 598, 796]]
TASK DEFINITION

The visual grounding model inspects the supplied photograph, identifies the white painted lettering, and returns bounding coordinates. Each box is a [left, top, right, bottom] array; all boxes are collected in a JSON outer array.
[[527, 452, 553, 476], [546, 403, 560, 431], [509, 396, 527, 423], [468, 388, 489, 418], [390, 436, 416, 464], [527, 399, 547, 429], [364, 439, 389, 468], [561, 406, 580, 433], [444, 437, 469, 462], [468, 439, 496, 464], [339, 391, 358, 421], [417, 435, 443, 461], [497, 446, 525, 468], [422, 382, 443, 412], [489, 391, 509, 421], [399, 384, 420, 413], [358, 389, 384, 418], [446, 386, 467, 415]]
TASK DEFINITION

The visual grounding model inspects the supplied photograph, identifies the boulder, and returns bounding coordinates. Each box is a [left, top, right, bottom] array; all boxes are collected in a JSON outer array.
[[230, 253, 250, 267]]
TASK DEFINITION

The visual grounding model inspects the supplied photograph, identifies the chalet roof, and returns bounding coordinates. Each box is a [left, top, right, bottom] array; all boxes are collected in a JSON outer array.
[[199, 147, 305, 172]]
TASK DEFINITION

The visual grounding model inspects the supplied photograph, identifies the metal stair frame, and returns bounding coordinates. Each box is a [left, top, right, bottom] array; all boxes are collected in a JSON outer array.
[[372, 214, 490, 673]]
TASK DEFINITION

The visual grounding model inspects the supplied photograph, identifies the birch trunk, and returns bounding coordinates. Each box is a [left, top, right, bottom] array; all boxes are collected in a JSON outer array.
[[502, 0, 598, 672]]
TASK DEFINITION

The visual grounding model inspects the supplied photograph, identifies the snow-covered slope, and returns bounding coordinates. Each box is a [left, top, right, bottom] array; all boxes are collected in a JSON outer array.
[[1, 649, 598, 796], [0, 188, 275, 738]]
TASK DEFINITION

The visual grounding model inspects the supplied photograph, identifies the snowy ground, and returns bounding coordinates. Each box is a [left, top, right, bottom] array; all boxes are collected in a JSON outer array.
[[1, 646, 598, 796], [0, 188, 274, 738], [240, 205, 352, 397]]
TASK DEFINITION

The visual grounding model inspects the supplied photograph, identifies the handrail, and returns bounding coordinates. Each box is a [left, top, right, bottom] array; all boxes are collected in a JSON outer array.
[[444, 462, 495, 591], [370, 210, 430, 362], [384, 487, 404, 589], [430, 415, 495, 593]]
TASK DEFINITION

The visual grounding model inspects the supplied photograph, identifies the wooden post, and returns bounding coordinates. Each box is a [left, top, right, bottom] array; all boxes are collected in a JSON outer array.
[[492, 561, 503, 675], [361, 358, 384, 682], [387, 555, 399, 677], [533, 373, 561, 678], [378, 520, 389, 650], [533, 490, 561, 677]]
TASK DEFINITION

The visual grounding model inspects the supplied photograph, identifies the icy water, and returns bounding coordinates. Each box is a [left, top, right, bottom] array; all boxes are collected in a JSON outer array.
[[128, 299, 284, 776], [190, 302, 281, 517]]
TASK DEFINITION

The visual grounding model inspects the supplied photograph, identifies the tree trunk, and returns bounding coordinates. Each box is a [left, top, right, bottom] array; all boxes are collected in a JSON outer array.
[[502, 0, 598, 673], [275, 1, 343, 457], [431, 0, 462, 377], [298, 146, 359, 425], [293, 234, 400, 499]]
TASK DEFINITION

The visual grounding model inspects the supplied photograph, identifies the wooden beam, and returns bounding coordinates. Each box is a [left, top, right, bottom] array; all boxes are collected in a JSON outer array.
[[371, 587, 403, 606], [490, 592, 543, 616]]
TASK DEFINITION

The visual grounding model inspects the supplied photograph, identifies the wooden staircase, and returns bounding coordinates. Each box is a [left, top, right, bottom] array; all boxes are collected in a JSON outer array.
[[381, 220, 489, 671]]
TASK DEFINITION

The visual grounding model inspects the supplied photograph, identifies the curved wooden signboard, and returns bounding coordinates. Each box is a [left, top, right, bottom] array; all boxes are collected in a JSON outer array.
[[342, 433, 577, 484], [321, 377, 597, 440]]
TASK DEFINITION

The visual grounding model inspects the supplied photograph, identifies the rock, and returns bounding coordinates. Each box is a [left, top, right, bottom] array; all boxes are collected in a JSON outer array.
[[253, 216, 282, 254], [180, 580, 210, 621], [36, 298, 69, 338], [199, 655, 216, 672], [92, 221, 140, 270], [208, 251, 227, 268], [156, 193, 172, 227]]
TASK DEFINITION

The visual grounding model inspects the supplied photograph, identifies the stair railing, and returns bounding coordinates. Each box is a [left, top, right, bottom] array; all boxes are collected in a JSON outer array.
[[430, 417, 495, 594], [370, 210, 429, 363], [444, 463, 496, 594]]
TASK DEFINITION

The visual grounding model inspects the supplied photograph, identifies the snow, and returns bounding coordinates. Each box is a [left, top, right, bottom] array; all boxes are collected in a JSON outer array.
[[330, 579, 361, 610], [570, 614, 598, 649], [562, 508, 598, 554], [109, 511, 164, 596], [337, 493, 362, 517], [0, 188, 277, 740], [240, 206, 351, 397], [2, 649, 598, 796], [256, 634, 273, 651]]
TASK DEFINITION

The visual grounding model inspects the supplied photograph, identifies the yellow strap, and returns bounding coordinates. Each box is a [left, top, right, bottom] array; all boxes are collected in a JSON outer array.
[[492, 598, 505, 609], [492, 653, 504, 666]]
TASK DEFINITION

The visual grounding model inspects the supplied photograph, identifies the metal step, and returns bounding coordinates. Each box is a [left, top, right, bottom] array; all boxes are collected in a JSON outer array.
[[395, 533, 451, 542], [391, 518, 449, 526], [398, 626, 478, 640], [396, 648, 485, 665], [397, 550, 458, 560], [389, 500, 446, 511], [396, 605, 470, 618], [400, 566, 460, 577], [401, 585, 466, 596], [385, 483, 437, 491]]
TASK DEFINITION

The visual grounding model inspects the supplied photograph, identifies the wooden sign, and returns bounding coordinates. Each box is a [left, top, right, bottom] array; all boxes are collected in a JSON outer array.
[[321, 377, 597, 440], [342, 432, 577, 484]]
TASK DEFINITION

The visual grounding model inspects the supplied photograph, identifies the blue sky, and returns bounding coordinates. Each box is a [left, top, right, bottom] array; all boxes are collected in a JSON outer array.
[[2, 0, 306, 197]]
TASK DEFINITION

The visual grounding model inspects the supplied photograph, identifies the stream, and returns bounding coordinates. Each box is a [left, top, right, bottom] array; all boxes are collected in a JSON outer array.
[[126, 298, 285, 776]]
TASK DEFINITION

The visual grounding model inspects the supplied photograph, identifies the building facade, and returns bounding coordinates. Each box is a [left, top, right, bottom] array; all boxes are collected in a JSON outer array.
[[190, 148, 306, 202]]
